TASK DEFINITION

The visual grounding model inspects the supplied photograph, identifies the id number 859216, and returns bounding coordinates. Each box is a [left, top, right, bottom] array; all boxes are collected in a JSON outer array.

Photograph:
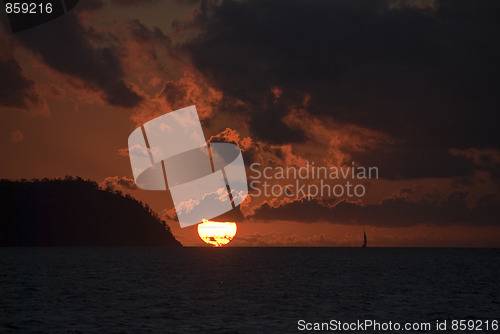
[[5, 2, 53, 14]]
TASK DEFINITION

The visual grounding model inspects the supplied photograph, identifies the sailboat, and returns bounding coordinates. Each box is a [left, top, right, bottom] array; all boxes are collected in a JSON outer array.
[[362, 228, 367, 248]]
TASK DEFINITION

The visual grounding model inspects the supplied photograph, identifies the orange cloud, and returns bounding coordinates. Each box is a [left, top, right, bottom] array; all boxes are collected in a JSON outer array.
[[100, 176, 137, 191], [130, 71, 223, 127], [232, 230, 340, 247], [209, 128, 253, 151], [11, 130, 24, 143], [283, 108, 393, 166]]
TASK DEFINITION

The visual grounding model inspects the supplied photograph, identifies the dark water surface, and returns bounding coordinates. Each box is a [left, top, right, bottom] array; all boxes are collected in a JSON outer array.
[[1, 248, 499, 333]]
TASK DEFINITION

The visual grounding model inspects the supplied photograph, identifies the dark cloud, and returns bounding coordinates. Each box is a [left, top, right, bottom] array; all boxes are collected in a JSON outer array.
[[129, 19, 170, 45], [15, 12, 143, 108], [250, 191, 500, 227], [248, 97, 307, 144], [0, 56, 45, 111], [351, 146, 474, 179], [74, 0, 104, 12], [112, 0, 159, 6], [183, 0, 500, 166]]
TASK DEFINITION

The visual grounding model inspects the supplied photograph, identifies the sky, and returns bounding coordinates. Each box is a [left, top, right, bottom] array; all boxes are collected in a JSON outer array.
[[1, 0, 499, 247]]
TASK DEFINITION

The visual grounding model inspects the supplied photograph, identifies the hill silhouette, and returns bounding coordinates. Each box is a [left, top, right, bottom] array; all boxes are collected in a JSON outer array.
[[0, 177, 182, 247]]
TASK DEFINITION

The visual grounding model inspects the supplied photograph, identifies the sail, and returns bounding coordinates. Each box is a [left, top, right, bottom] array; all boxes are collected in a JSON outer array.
[[362, 231, 367, 247]]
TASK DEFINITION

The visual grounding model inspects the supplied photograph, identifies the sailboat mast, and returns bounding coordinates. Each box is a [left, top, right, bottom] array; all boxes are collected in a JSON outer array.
[[362, 226, 367, 247]]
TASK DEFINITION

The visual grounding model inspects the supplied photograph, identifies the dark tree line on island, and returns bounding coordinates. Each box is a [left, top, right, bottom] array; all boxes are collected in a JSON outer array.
[[0, 177, 182, 247]]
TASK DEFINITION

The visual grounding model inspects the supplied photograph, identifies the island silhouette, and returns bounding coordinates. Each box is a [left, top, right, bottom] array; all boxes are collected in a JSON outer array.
[[0, 177, 182, 247]]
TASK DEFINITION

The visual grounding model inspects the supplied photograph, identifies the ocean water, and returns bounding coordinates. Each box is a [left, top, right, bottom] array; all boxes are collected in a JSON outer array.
[[0, 248, 499, 333]]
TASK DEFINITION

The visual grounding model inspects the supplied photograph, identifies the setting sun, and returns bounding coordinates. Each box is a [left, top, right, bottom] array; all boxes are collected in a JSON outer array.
[[197, 220, 237, 247]]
